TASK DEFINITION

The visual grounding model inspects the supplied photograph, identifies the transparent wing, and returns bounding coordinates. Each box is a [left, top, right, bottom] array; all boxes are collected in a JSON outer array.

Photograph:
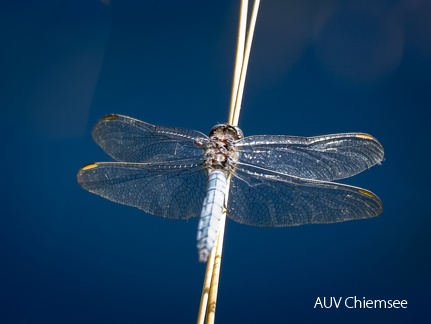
[[227, 164, 382, 227], [236, 133, 384, 181], [92, 114, 208, 162], [77, 159, 207, 219]]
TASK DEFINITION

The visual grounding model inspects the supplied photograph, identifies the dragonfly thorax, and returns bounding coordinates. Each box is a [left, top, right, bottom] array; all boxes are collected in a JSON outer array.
[[204, 124, 243, 172]]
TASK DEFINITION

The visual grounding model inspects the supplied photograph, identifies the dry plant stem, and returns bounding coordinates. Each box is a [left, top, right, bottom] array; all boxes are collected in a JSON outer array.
[[228, 0, 248, 126], [198, 1, 260, 323], [196, 247, 217, 324], [198, 3, 248, 322], [232, 0, 260, 126]]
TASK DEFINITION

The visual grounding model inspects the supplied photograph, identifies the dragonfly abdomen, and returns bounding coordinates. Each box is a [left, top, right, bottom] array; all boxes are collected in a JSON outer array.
[[196, 170, 228, 262]]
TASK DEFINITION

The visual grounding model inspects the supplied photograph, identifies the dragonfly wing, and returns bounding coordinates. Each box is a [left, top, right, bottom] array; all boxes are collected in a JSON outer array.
[[227, 164, 383, 227], [92, 114, 208, 162], [77, 159, 206, 220], [236, 133, 384, 181]]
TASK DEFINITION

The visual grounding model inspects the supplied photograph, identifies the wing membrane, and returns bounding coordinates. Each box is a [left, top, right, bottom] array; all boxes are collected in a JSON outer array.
[[77, 159, 206, 219], [227, 164, 382, 227], [92, 114, 208, 162], [237, 133, 384, 181]]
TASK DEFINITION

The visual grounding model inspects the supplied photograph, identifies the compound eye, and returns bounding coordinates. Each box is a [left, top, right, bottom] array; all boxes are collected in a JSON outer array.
[[235, 126, 244, 139], [227, 126, 244, 140], [209, 124, 244, 140], [209, 124, 227, 137]]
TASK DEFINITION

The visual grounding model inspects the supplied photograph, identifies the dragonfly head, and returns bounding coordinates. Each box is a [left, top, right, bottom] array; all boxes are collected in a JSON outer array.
[[209, 124, 244, 141]]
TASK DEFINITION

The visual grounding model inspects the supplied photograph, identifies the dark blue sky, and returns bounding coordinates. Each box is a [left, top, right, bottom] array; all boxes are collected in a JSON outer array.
[[1, 1, 430, 323]]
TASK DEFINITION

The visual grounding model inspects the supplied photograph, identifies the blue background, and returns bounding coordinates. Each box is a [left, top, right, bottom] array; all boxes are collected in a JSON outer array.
[[1, 0, 430, 323]]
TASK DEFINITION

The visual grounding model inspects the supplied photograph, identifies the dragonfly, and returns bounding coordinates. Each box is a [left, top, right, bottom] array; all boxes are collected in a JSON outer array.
[[77, 114, 384, 262]]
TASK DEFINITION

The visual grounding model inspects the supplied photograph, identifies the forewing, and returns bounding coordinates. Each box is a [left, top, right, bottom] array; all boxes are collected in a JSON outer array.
[[227, 164, 382, 227], [92, 114, 208, 162], [77, 159, 206, 219], [236, 133, 384, 181]]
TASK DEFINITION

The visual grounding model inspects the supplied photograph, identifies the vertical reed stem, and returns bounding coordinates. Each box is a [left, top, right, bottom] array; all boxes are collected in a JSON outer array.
[[197, 1, 260, 323]]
